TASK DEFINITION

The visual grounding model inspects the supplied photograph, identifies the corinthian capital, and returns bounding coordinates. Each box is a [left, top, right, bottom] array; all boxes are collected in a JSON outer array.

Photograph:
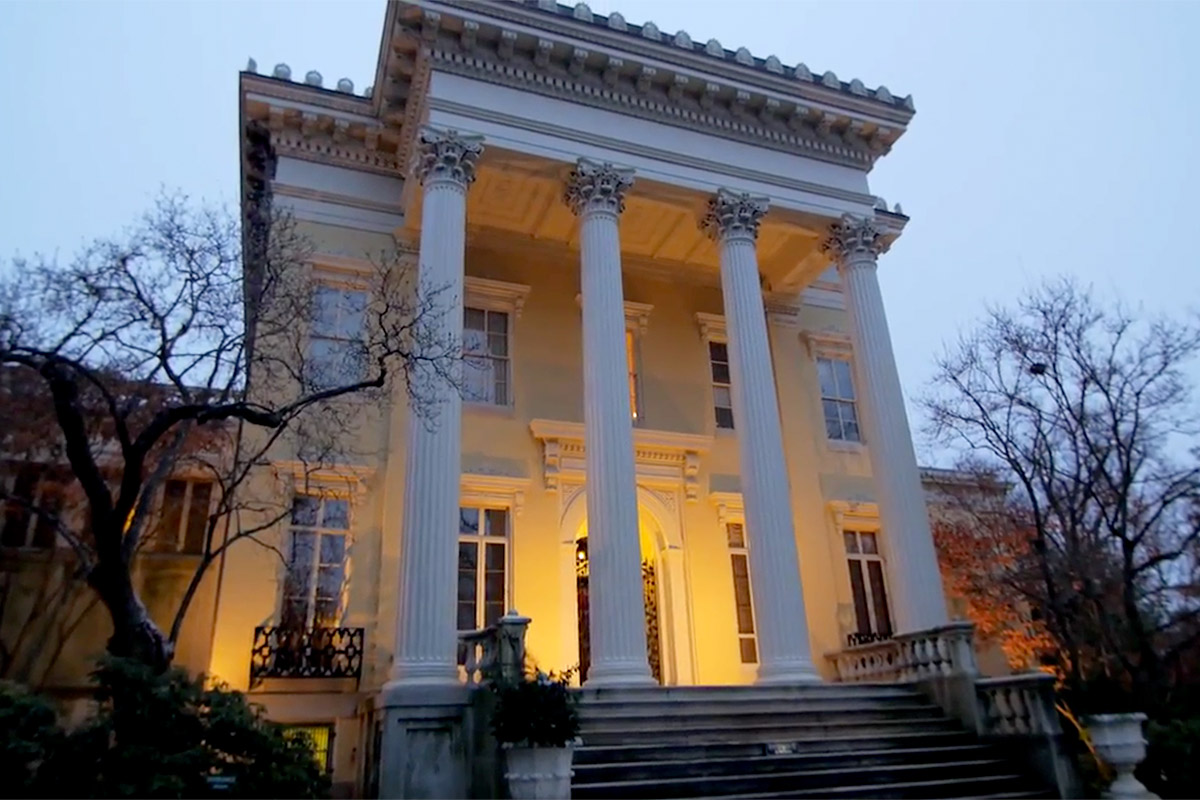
[[821, 214, 887, 262], [564, 159, 634, 216], [701, 189, 770, 242], [413, 127, 483, 188]]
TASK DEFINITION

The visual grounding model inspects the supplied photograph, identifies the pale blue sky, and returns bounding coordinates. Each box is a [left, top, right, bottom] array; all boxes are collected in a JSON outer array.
[[2, 0, 1198, 459]]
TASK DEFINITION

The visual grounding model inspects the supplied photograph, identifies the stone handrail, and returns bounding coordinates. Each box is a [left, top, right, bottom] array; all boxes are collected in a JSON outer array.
[[457, 609, 531, 686], [829, 621, 977, 683], [976, 672, 1059, 736]]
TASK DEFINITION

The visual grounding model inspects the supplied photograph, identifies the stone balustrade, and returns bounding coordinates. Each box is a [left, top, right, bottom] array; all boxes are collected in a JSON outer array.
[[829, 621, 977, 683], [457, 609, 531, 686], [976, 672, 1059, 736]]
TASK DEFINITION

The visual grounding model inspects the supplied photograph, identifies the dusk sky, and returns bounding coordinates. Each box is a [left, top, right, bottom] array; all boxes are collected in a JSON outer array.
[[2, 0, 1197, 462]]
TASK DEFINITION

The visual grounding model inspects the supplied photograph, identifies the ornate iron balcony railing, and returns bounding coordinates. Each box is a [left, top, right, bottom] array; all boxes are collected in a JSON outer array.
[[250, 626, 364, 681], [846, 630, 893, 647]]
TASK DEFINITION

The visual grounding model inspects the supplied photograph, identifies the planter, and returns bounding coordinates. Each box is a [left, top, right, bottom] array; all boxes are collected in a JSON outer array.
[[504, 743, 575, 800], [1084, 713, 1158, 799]]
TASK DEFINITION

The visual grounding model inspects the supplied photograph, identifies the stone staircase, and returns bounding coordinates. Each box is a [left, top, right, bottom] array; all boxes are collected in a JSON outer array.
[[572, 685, 1053, 799]]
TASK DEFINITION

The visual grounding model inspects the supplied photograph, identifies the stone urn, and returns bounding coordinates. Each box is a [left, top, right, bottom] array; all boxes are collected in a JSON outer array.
[[504, 742, 575, 800], [1084, 713, 1158, 799]]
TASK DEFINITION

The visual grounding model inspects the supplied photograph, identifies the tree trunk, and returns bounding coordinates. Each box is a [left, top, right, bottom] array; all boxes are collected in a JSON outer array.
[[88, 561, 174, 674]]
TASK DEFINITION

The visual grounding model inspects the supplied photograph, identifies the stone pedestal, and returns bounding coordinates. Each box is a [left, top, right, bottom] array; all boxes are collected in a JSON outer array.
[[376, 684, 471, 799], [702, 189, 819, 684], [565, 159, 654, 687], [823, 214, 949, 633]]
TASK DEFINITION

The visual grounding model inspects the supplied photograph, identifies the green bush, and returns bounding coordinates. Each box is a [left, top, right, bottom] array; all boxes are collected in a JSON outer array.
[[490, 671, 580, 748], [1137, 717, 1200, 799], [1, 658, 329, 798]]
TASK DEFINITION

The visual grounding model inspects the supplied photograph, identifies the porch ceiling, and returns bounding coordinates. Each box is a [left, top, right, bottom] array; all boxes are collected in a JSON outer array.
[[405, 152, 830, 290]]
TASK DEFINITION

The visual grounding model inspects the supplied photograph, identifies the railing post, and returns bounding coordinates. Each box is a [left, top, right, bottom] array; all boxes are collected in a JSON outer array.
[[495, 609, 531, 685]]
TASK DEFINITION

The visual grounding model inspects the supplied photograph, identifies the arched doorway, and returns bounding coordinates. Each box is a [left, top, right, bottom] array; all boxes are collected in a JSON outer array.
[[558, 487, 695, 685], [574, 526, 662, 683]]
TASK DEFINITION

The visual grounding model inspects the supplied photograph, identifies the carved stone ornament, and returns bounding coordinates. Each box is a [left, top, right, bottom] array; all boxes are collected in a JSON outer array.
[[701, 188, 770, 241], [413, 127, 483, 188], [820, 214, 887, 262], [564, 158, 635, 216]]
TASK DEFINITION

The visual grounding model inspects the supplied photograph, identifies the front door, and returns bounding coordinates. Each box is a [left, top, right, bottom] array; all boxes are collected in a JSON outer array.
[[575, 536, 662, 683]]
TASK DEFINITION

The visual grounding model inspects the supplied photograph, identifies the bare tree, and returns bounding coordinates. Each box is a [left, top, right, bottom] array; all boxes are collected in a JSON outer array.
[[0, 188, 455, 673], [923, 279, 1200, 706]]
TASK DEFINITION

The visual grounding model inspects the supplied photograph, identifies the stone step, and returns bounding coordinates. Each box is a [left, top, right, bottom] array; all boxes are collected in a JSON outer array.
[[579, 703, 945, 727], [572, 757, 1021, 799], [578, 684, 919, 704], [577, 715, 961, 747], [574, 729, 977, 765], [573, 743, 997, 783], [700, 773, 1040, 799], [580, 695, 938, 715]]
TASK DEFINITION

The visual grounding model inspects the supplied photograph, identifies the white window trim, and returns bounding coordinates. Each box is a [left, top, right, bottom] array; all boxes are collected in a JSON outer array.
[[804, 330, 865, 451], [696, 312, 735, 434], [281, 494, 355, 629], [307, 277, 371, 391], [463, 277, 529, 411]]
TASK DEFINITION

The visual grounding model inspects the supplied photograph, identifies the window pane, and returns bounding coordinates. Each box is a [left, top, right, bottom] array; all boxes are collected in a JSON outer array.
[[860, 531, 878, 555], [463, 356, 491, 402], [847, 560, 871, 636], [726, 522, 745, 549], [458, 540, 478, 572], [320, 533, 346, 564], [488, 332, 507, 357], [484, 572, 504, 606], [843, 532, 859, 554], [713, 386, 732, 407], [484, 601, 505, 628], [843, 420, 860, 443], [739, 637, 758, 664], [182, 481, 212, 554], [155, 479, 187, 551], [281, 595, 310, 629], [817, 358, 837, 397], [709, 341, 728, 363], [822, 399, 842, 426], [715, 406, 735, 430], [289, 530, 316, 568], [487, 311, 508, 335], [825, 417, 843, 441], [322, 498, 349, 530], [338, 290, 367, 339], [867, 560, 893, 637], [464, 307, 486, 331], [459, 508, 480, 536], [458, 602, 477, 632], [291, 496, 319, 527], [834, 359, 855, 400], [493, 377, 508, 406], [314, 595, 340, 627], [463, 326, 487, 355], [711, 360, 730, 384], [311, 286, 342, 337], [484, 509, 508, 538], [485, 543, 506, 580], [317, 564, 345, 598]]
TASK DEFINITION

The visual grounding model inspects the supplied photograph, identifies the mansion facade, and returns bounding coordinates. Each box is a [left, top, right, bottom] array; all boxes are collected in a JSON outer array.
[[68, 1, 977, 795]]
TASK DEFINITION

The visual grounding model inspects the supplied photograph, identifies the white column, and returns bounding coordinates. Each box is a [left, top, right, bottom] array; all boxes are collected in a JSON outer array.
[[702, 189, 820, 684], [822, 215, 949, 633], [388, 127, 483, 686], [565, 159, 654, 687]]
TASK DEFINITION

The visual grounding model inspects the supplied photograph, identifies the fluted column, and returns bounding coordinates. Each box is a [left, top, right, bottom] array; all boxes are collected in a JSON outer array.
[[822, 215, 949, 633], [565, 159, 654, 686], [702, 189, 820, 684], [388, 127, 483, 686]]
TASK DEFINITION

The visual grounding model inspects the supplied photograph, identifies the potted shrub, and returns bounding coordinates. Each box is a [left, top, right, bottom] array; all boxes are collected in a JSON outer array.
[[491, 671, 580, 800]]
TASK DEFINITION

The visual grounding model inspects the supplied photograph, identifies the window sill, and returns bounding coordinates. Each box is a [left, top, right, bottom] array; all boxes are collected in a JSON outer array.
[[826, 439, 865, 454], [715, 427, 737, 438]]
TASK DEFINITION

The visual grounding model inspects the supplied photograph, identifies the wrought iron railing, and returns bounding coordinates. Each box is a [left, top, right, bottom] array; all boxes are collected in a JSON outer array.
[[250, 626, 364, 681], [846, 630, 893, 647]]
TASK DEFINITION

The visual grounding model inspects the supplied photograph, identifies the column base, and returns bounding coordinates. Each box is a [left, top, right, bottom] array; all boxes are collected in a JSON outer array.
[[386, 660, 460, 689], [584, 658, 657, 688], [375, 683, 470, 799], [755, 658, 823, 685]]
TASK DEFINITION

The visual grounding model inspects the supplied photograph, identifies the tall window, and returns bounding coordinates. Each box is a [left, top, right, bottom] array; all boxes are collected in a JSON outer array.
[[0, 466, 66, 549], [457, 505, 509, 635], [709, 341, 734, 430], [726, 522, 758, 664], [150, 478, 214, 555], [817, 356, 860, 442], [844, 529, 893, 641], [626, 328, 641, 424], [308, 285, 367, 390], [463, 308, 510, 405], [282, 495, 350, 629]]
